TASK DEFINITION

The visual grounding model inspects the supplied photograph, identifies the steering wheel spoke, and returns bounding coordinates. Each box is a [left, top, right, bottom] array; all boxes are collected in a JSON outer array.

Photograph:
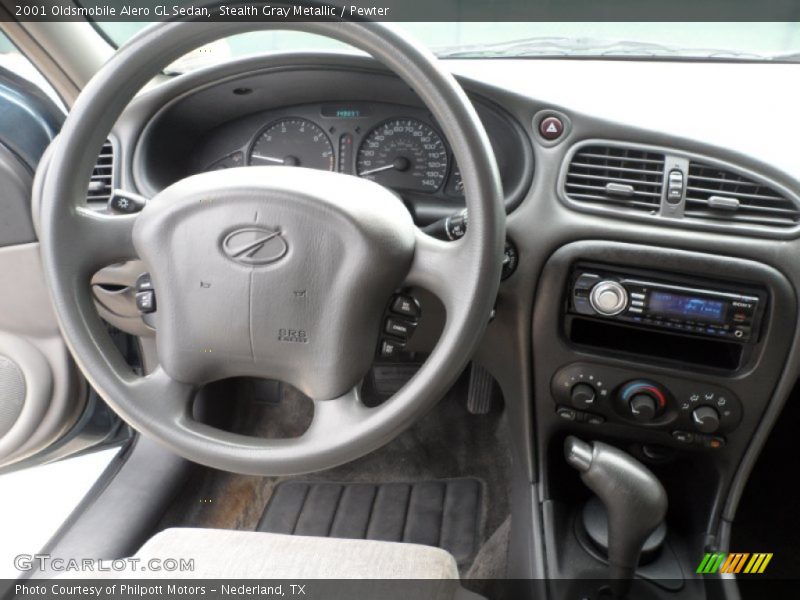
[[404, 228, 470, 311], [72, 206, 139, 274], [306, 386, 370, 436], [128, 367, 196, 423]]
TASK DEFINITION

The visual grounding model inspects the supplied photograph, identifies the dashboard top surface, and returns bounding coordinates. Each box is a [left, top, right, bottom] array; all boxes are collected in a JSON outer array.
[[446, 58, 800, 183], [114, 53, 800, 243]]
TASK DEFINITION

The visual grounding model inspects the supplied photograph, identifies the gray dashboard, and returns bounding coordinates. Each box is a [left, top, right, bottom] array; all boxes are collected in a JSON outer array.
[[106, 52, 800, 583], [128, 59, 532, 225]]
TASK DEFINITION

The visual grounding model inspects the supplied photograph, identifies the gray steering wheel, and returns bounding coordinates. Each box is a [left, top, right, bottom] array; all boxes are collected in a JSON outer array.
[[39, 20, 505, 475]]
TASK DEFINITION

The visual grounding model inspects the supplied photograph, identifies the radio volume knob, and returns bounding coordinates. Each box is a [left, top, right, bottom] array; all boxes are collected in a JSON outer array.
[[589, 280, 629, 316]]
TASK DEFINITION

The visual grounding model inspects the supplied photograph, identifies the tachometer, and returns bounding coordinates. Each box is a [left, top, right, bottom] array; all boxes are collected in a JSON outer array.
[[356, 118, 447, 192], [249, 118, 334, 171]]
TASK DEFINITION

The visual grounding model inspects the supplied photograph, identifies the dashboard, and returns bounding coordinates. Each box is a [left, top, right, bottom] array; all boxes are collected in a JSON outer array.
[[95, 51, 800, 585], [129, 63, 533, 225]]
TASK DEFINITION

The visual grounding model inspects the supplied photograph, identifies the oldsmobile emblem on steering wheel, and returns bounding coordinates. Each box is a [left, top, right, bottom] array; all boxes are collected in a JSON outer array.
[[222, 226, 288, 266]]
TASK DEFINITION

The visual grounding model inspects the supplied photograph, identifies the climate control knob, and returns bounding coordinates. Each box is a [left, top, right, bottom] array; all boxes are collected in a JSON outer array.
[[589, 280, 628, 316], [629, 393, 658, 422], [571, 383, 596, 409], [692, 406, 721, 434], [620, 380, 667, 423]]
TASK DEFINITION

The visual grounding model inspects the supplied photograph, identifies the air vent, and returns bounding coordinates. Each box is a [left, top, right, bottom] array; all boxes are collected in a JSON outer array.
[[565, 145, 665, 212], [86, 140, 114, 206], [684, 162, 800, 228]]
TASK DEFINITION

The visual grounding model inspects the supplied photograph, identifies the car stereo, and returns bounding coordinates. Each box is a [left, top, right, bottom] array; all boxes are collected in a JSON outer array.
[[569, 267, 763, 342]]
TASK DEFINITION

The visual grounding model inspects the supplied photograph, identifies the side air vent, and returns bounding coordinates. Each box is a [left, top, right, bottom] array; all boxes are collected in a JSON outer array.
[[684, 162, 800, 228], [86, 140, 114, 206], [565, 145, 665, 212]]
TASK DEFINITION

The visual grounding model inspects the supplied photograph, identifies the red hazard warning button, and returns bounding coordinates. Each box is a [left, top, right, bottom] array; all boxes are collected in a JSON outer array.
[[539, 116, 564, 140]]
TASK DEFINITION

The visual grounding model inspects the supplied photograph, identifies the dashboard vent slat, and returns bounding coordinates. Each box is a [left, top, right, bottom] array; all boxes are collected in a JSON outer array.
[[566, 182, 661, 199], [86, 140, 114, 206], [574, 152, 665, 165], [568, 172, 664, 188], [565, 145, 665, 212], [686, 185, 786, 203], [684, 161, 800, 228]]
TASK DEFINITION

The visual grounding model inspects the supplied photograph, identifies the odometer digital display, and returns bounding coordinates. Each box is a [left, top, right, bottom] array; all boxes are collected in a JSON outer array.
[[356, 118, 448, 192]]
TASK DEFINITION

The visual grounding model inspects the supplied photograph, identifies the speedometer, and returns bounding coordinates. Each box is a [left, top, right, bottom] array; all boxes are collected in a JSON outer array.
[[249, 118, 334, 171], [356, 119, 448, 192]]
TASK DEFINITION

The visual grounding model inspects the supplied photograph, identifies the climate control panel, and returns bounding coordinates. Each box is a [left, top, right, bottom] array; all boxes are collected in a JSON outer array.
[[551, 362, 743, 448]]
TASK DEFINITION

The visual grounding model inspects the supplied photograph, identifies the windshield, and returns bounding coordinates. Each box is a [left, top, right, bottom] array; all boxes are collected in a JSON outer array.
[[97, 22, 800, 69]]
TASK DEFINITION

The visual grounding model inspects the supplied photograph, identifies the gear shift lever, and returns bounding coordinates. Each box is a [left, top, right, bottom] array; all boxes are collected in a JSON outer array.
[[565, 436, 668, 598]]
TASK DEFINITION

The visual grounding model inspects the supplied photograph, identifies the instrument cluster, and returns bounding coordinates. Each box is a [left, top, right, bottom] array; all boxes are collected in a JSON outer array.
[[200, 102, 467, 200]]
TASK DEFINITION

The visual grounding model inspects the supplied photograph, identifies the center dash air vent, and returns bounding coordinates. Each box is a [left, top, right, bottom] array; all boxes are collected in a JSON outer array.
[[86, 140, 114, 206], [684, 162, 800, 228], [565, 145, 665, 212]]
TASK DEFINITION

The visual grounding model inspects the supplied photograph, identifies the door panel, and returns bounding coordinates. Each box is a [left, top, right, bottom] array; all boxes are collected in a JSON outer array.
[[0, 243, 85, 466], [0, 142, 35, 246], [0, 61, 124, 471]]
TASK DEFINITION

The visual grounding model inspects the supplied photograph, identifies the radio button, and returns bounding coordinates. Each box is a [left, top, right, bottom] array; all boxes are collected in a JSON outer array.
[[574, 273, 601, 290], [572, 296, 595, 315], [589, 281, 628, 316]]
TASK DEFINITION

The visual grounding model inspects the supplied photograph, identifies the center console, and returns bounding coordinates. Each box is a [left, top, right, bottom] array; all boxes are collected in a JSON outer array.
[[550, 265, 768, 452], [531, 240, 796, 599]]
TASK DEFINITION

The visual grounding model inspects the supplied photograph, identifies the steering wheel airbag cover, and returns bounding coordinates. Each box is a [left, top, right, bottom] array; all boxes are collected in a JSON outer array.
[[135, 167, 415, 399]]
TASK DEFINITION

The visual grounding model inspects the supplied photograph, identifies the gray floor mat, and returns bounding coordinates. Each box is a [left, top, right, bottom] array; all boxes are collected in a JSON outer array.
[[257, 478, 483, 567]]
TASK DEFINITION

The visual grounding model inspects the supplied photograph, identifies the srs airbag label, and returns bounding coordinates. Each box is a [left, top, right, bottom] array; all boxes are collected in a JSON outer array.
[[278, 329, 308, 343]]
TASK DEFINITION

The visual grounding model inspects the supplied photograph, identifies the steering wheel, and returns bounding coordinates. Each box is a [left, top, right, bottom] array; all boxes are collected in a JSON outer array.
[[38, 19, 505, 476]]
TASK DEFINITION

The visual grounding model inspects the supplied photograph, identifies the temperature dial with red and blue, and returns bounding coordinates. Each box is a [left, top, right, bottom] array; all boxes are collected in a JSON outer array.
[[620, 380, 668, 423]]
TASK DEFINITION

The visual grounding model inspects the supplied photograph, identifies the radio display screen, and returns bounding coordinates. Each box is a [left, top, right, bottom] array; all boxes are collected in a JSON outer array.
[[649, 291, 727, 323]]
